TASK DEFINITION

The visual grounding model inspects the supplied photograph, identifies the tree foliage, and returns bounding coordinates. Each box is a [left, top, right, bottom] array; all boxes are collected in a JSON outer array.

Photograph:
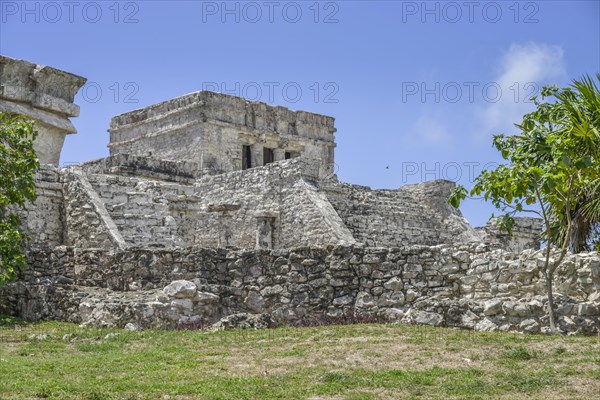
[[0, 113, 39, 285], [589, 225, 600, 251], [449, 74, 600, 334], [548, 75, 600, 252]]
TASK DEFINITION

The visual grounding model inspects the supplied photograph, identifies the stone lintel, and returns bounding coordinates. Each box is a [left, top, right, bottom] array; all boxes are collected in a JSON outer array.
[[255, 210, 279, 219], [207, 204, 242, 213]]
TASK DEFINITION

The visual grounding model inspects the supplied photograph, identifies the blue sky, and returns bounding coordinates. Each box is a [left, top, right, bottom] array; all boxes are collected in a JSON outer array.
[[1, 0, 599, 226]]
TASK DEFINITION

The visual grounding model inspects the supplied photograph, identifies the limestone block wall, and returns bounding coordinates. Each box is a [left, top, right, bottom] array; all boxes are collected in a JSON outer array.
[[17, 166, 64, 249], [183, 162, 289, 248], [108, 122, 205, 168], [1, 244, 598, 334], [321, 179, 479, 247], [458, 247, 599, 303], [108, 91, 337, 177]]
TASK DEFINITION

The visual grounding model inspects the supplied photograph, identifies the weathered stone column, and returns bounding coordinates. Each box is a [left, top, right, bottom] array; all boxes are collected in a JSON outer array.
[[0, 55, 86, 166], [273, 149, 286, 162], [251, 143, 263, 167]]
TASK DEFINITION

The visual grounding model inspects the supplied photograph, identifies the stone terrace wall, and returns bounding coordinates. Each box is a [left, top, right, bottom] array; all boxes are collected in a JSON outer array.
[[2, 244, 598, 334], [321, 180, 479, 247], [0, 247, 80, 322], [17, 158, 484, 251], [52, 158, 354, 250]]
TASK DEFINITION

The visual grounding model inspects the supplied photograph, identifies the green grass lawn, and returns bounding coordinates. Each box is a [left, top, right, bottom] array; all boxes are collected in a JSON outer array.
[[0, 318, 598, 399]]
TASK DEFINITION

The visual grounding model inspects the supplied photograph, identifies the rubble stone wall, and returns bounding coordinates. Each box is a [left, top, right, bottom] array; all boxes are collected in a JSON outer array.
[[477, 217, 544, 252], [2, 244, 598, 334]]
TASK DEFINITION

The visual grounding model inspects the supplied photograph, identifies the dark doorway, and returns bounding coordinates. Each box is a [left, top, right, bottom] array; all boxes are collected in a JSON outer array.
[[263, 147, 274, 165], [242, 145, 252, 169]]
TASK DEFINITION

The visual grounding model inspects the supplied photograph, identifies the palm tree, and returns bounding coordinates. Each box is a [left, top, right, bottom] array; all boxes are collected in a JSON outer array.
[[549, 74, 600, 252]]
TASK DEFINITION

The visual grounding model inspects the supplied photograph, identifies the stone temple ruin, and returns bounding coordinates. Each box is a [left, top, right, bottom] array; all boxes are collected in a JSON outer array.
[[1, 55, 598, 334]]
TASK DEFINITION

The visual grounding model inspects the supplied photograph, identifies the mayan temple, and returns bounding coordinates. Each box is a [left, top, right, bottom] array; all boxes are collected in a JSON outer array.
[[1, 55, 598, 335]]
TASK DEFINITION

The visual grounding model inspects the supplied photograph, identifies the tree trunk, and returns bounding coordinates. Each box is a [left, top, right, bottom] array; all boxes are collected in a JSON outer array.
[[545, 269, 558, 334], [569, 211, 590, 253]]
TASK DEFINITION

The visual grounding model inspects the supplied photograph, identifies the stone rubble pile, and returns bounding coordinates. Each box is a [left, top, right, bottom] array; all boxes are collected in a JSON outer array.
[[77, 280, 220, 329]]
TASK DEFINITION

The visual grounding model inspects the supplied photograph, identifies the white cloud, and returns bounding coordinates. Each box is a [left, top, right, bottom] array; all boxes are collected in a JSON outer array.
[[403, 113, 453, 147], [480, 42, 566, 136]]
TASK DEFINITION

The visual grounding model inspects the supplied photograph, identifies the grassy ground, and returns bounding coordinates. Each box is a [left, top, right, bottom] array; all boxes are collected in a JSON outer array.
[[0, 319, 598, 400]]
